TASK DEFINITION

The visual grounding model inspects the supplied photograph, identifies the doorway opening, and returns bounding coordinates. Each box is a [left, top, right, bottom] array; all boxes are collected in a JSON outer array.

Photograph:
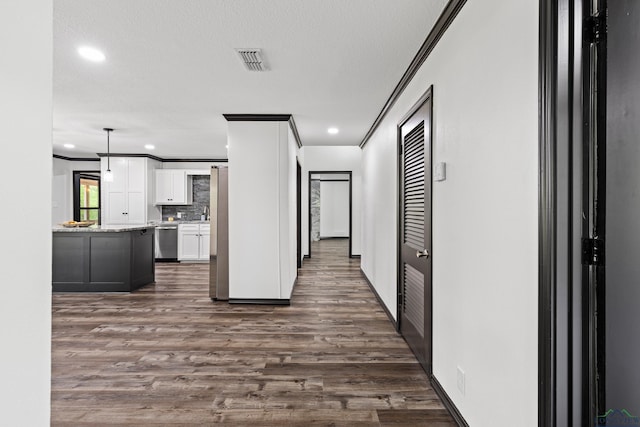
[[307, 171, 353, 258], [73, 171, 101, 224]]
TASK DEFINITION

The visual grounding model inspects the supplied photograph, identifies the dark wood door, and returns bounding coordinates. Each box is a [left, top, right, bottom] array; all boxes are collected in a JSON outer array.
[[398, 89, 433, 373], [297, 161, 302, 268]]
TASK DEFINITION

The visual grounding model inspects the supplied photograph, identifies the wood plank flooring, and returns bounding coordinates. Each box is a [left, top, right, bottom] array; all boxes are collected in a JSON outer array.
[[51, 239, 454, 426]]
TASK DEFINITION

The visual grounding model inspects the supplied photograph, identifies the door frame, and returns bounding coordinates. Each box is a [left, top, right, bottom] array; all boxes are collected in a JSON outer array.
[[297, 160, 302, 268], [307, 170, 353, 258], [539, 0, 606, 424], [396, 86, 434, 374], [72, 170, 101, 224]]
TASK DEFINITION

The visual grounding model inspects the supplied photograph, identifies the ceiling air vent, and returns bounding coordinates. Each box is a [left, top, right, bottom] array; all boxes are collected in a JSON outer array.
[[236, 48, 267, 71]]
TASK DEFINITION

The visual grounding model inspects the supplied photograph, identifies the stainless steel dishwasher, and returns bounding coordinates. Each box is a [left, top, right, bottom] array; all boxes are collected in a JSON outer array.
[[155, 224, 178, 261]]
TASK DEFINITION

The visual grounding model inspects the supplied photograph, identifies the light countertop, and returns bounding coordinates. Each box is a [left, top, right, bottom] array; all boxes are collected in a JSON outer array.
[[53, 224, 155, 233]]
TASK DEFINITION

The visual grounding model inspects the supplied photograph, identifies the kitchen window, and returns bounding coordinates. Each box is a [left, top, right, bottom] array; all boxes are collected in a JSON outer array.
[[73, 171, 101, 224]]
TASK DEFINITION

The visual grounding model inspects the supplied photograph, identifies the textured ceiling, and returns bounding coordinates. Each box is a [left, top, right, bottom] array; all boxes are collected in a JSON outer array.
[[53, 0, 447, 159]]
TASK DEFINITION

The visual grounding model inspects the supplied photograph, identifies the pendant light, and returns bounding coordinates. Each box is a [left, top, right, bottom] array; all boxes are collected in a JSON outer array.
[[103, 128, 114, 182]]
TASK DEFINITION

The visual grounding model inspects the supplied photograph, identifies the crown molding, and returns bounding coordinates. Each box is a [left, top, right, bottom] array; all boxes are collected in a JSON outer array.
[[57, 153, 228, 163], [359, 0, 467, 148], [53, 154, 100, 162]]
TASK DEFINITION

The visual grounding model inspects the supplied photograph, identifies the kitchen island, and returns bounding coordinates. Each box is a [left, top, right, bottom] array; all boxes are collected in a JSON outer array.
[[52, 225, 155, 292]]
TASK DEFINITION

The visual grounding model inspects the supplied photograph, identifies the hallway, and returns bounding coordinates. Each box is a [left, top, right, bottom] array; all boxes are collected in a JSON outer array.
[[51, 239, 453, 426]]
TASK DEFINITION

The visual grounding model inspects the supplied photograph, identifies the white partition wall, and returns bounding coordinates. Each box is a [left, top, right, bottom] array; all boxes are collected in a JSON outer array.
[[227, 120, 298, 301], [0, 0, 52, 423]]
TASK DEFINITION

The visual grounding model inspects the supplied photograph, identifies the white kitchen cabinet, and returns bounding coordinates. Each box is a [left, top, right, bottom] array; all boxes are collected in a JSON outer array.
[[102, 157, 161, 225], [155, 170, 192, 205], [178, 223, 209, 261], [200, 224, 210, 258]]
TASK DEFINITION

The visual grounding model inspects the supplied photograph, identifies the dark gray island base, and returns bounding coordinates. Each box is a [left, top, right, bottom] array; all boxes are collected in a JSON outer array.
[[52, 225, 155, 292]]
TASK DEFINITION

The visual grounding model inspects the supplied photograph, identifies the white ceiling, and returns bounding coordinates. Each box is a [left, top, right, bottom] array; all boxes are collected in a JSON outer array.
[[53, 0, 447, 159]]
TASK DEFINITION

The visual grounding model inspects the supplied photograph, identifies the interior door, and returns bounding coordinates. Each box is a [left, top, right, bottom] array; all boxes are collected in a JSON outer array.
[[398, 89, 433, 373], [297, 161, 302, 268], [601, 0, 640, 422]]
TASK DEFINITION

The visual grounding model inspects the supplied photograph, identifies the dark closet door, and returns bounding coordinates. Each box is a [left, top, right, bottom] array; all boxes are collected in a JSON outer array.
[[398, 89, 433, 373], [602, 0, 640, 421]]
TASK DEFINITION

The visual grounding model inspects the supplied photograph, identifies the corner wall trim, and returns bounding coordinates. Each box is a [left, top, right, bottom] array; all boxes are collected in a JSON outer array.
[[358, 0, 467, 148], [430, 375, 470, 427], [361, 268, 397, 330], [288, 116, 303, 149]]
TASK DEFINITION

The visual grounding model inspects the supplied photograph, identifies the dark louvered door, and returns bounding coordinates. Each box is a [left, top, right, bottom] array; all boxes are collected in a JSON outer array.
[[398, 91, 432, 374]]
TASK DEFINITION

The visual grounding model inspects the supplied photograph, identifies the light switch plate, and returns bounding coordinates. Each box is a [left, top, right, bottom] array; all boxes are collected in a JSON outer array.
[[434, 162, 446, 182], [457, 366, 465, 395]]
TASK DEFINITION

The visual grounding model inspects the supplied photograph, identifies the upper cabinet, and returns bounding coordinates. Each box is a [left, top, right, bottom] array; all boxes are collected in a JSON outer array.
[[102, 157, 161, 225], [155, 170, 193, 205]]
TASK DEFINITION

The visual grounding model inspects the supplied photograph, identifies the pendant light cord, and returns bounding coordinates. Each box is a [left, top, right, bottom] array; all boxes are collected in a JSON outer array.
[[107, 130, 110, 170], [103, 127, 113, 171]]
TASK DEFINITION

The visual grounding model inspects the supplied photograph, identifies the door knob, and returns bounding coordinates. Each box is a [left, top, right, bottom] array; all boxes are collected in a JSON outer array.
[[416, 249, 429, 258]]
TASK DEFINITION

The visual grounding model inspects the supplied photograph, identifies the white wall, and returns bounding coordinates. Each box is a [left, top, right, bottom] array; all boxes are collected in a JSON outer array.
[[301, 146, 362, 255], [52, 157, 101, 225], [319, 181, 350, 238], [228, 121, 297, 300], [360, 0, 538, 425], [0, 0, 52, 424]]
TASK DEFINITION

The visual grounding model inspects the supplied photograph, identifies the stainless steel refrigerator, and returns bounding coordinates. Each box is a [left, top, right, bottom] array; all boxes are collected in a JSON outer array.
[[209, 166, 229, 300]]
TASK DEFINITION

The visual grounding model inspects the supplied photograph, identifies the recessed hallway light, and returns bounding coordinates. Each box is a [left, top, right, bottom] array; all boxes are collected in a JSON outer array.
[[63, 143, 75, 149], [144, 144, 155, 150], [77, 46, 105, 62], [328, 127, 339, 135]]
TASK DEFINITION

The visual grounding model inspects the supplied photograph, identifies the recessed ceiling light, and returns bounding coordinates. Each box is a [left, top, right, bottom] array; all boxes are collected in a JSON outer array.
[[225, 144, 229, 149], [328, 127, 339, 135], [144, 144, 155, 150], [63, 143, 75, 149], [78, 46, 105, 62]]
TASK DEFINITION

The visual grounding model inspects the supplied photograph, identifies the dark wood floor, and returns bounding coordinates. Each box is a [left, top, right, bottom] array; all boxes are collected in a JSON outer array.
[[51, 239, 454, 426]]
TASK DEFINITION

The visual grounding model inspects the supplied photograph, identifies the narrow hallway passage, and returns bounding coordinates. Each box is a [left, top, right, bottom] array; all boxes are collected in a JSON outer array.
[[51, 239, 454, 426]]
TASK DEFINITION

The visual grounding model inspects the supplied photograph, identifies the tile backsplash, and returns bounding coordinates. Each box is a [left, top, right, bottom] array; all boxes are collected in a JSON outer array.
[[162, 175, 210, 220]]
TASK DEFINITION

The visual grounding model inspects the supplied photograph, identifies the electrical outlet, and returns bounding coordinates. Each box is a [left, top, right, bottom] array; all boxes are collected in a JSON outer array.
[[457, 366, 465, 395], [177, 212, 182, 219]]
